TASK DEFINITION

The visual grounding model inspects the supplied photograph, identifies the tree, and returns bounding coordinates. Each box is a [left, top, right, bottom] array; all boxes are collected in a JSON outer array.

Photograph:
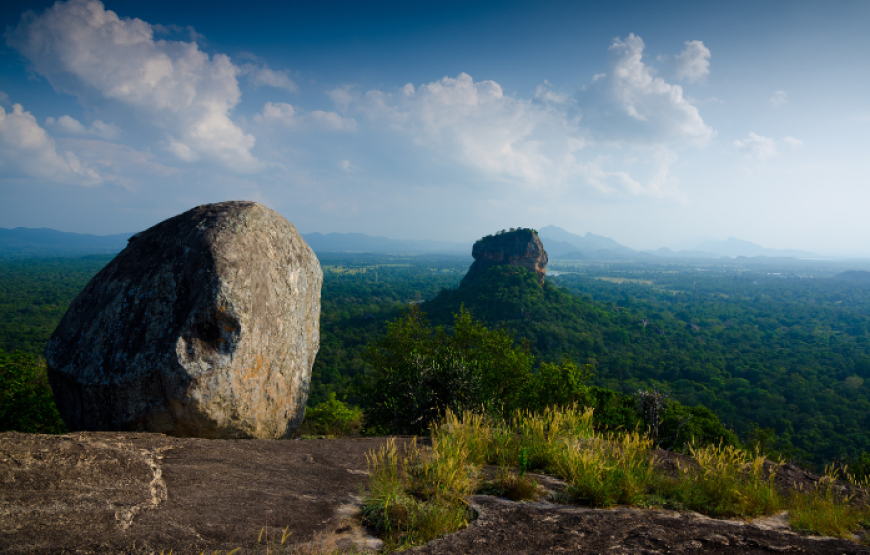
[[360, 305, 534, 435], [0, 350, 66, 434]]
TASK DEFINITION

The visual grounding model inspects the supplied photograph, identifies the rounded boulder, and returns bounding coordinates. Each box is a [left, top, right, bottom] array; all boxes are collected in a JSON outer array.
[[46, 201, 322, 439]]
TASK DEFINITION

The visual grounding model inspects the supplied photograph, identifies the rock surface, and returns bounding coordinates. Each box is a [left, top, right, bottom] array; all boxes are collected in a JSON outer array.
[[2, 432, 866, 554], [409, 495, 870, 554], [0, 432, 391, 554], [462, 229, 548, 285], [46, 201, 322, 439]]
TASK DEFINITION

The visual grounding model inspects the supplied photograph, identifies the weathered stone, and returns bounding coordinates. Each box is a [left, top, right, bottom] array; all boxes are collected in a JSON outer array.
[[0, 431, 396, 554], [462, 228, 548, 285], [45, 201, 322, 439]]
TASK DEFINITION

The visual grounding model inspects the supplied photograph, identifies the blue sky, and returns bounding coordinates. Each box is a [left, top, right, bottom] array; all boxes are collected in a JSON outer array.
[[1, 0, 868, 254]]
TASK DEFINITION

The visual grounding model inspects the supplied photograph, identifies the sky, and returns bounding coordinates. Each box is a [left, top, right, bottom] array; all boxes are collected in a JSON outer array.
[[0, 0, 868, 255]]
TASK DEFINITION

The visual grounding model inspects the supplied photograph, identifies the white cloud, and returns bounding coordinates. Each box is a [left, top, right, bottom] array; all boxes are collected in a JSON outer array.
[[6, 0, 258, 171], [353, 73, 570, 185], [254, 101, 356, 131], [0, 103, 101, 184], [534, 81, 570, 104], [0, 91, 9, 106], [584, 34, 714, 145], [335, 71, 685, 199], [258, 101, 296, 122], [240, 64, 297, 92], [769, 90, 789, 107], [310, 110, 357, 131], [783, 135, 804, 148], [735, 131, 777, 160], [674, 40, 711, 83], [45, 115, 121, 140], [339, 160, 351, 172]]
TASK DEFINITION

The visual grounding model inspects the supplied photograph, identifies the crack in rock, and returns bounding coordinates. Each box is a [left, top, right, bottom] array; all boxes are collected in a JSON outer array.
[[113, 447, 171, 530]]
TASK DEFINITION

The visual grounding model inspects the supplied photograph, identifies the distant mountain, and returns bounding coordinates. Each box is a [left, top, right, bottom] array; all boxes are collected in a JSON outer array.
[[0, 227, 133, 257], [302, 232, 470, 254], [537, 226, 636, 259], [693, 237, 817, 258]]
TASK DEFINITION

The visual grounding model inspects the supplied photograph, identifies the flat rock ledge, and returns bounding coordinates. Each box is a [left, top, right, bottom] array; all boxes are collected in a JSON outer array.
[[2, 432, 868, 554], [0, 432, 388, 554], [410, 495, 870, 555]]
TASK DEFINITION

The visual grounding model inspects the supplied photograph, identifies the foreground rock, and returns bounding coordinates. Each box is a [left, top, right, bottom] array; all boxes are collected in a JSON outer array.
[[411, 495, 870, 555], [46, 201, 322, 439], [2, 433, 866, 554], [0, 432, 390, 554], [462, 228, 548, 285]]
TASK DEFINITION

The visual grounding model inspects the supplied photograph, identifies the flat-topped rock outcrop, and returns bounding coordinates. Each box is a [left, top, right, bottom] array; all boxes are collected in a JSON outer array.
[[45, 201, 322, 439], [462, 228, 548, 285]]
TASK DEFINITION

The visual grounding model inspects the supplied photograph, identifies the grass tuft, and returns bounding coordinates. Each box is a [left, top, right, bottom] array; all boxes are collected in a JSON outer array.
[[361, 407, 870, 549], [657, 442, 781, 518]]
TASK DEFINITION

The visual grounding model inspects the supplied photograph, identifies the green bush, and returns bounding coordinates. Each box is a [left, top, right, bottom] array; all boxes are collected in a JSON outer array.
[[360, 306, 534, 435], [0, 349, 66, 434], [299, 393, 363, 437]]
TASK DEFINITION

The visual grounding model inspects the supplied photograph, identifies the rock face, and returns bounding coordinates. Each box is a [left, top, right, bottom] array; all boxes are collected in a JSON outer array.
[[462, 228, 548, 285], [45, 201, 322, 439], [0, 432, 395, 554]]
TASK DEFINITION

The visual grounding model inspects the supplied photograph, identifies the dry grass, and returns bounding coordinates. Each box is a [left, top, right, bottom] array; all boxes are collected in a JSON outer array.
[[657, 442, 780, 518], [788, 467, 870, 539], [361, 407, 870, 549]]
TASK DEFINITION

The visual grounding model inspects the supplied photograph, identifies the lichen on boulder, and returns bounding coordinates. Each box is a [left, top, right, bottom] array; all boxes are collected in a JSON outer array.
[[46, 201, 322, 439]]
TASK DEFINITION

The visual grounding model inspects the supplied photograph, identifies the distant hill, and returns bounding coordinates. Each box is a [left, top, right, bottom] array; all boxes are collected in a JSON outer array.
[[693, 237, 817, 258], [301, 232, 470, 254], [0, 227, 133, 257], [538, 226, 636, 259]]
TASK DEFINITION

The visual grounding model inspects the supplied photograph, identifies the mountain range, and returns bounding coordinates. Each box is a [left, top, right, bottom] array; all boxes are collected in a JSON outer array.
[[0, 226, 822, 260]]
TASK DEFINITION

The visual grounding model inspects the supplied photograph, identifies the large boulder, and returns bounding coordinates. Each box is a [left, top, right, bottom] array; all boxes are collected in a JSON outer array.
[[462, 228, 548, 285], [45, 201, 322, 439]]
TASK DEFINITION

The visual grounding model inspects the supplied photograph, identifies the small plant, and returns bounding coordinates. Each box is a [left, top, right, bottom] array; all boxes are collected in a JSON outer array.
[[361, 437, 475, 551], [658, 442, 780, 518], [788, 466, 870, 539], [298, 393, 363, 438], [477, 468, 539, 502], [554, 430, 656, 508]]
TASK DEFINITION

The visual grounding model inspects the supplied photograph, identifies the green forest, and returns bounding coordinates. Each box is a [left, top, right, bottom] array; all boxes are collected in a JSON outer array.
[[2, 250, 870, 469]]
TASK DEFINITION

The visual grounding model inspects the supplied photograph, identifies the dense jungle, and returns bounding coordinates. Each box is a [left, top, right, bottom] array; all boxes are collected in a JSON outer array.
[[2, 251, 869, 471]]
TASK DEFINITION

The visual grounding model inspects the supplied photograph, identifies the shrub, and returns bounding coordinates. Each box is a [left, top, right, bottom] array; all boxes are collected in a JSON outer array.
[[360, 306, 534, 435], [0, 349, 65, 434], [788, 467, 870, 539], [658, 442, 780, 518], [299, 393, 362, 437]]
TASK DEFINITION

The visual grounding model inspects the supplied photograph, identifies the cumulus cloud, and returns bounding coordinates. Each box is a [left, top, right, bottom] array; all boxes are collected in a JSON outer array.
[[769, 90, 789, 107], [783, 136, 804, 148], [6, 0, 258, 171], [254, 101, 356, 131], [240, 64, 297, 92], [45, 115, 121, 140], [674, 40, 711, 83], [0, 103, 101, 184], [583, 34, 714, 145], [534, 81, 571, 104], [350, 73, 574, 185], [735, 132, 777, 160], [333, 72, 685, 199]]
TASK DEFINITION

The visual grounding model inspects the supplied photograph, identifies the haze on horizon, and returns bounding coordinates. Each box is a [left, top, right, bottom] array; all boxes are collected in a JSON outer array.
[[0, 0, 868, 256]]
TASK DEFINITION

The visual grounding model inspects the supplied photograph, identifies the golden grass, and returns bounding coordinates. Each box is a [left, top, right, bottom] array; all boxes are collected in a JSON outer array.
[[361, 407, 870, 549]]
